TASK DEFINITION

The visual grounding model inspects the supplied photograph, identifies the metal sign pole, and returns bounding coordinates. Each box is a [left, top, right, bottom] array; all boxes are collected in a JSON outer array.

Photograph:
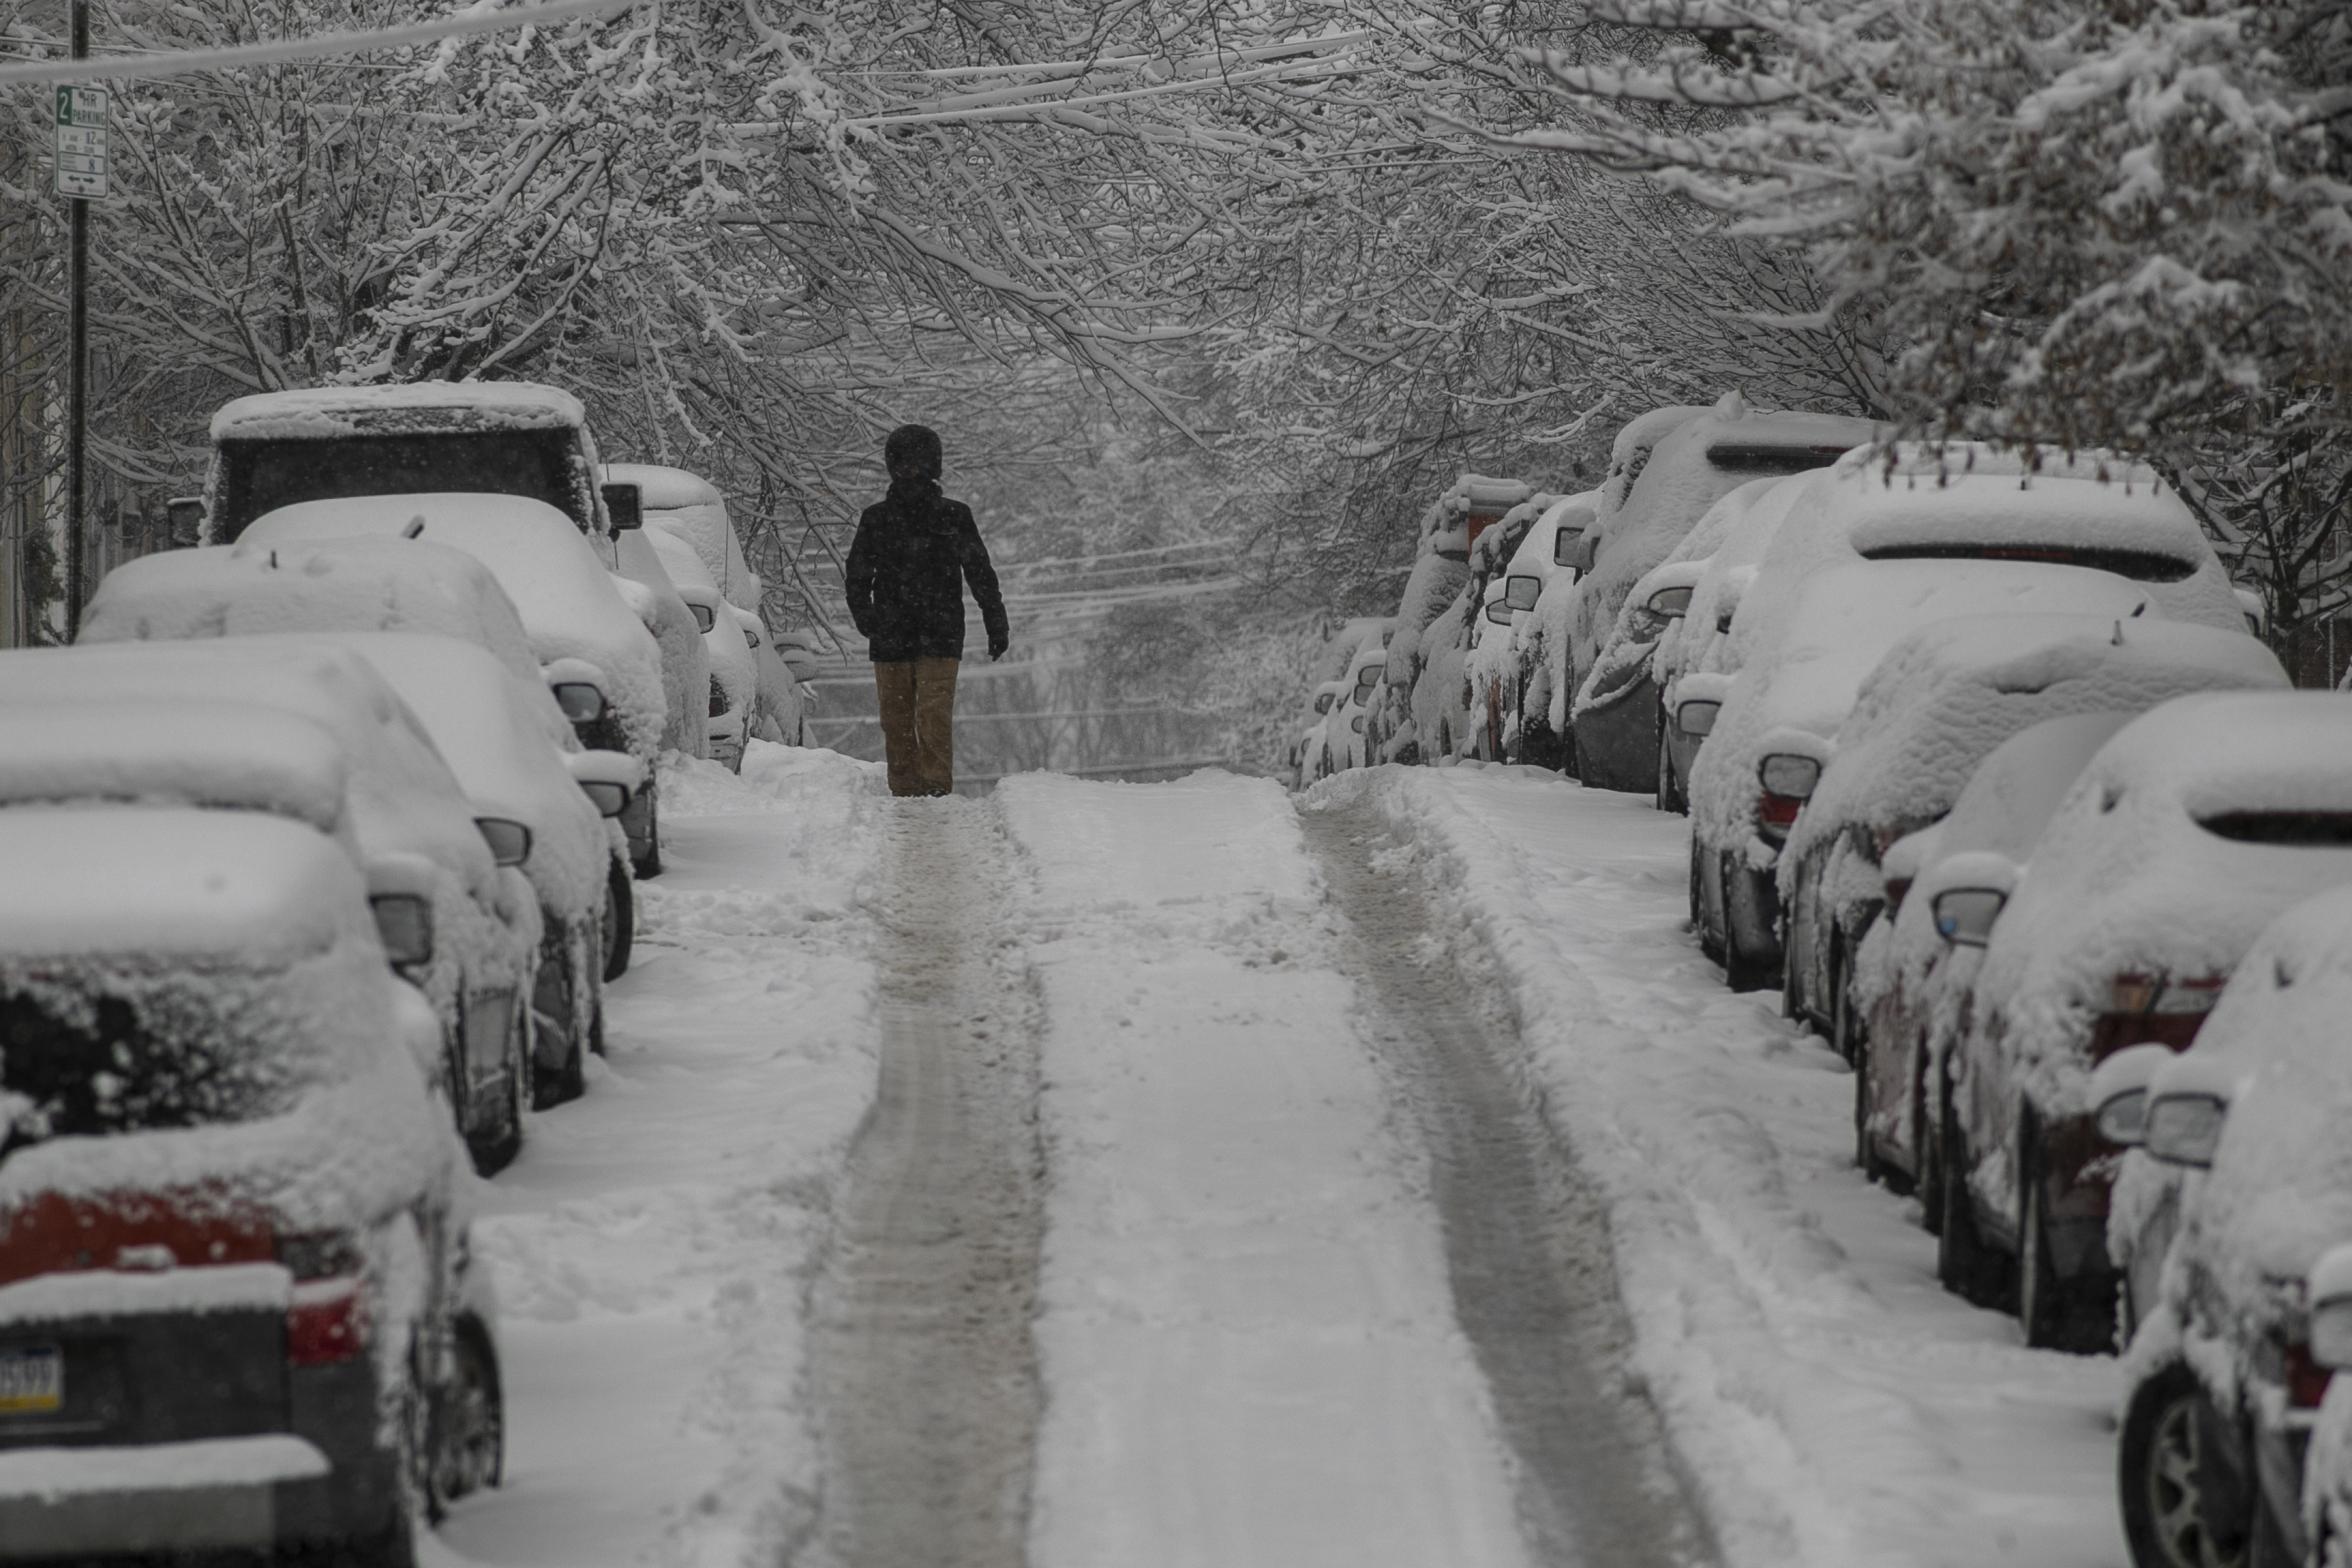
[[62, 0, 88, 642]]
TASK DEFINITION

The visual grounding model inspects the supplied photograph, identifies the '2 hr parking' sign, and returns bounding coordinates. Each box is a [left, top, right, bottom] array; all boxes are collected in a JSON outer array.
[[54, 84, 107, 200]]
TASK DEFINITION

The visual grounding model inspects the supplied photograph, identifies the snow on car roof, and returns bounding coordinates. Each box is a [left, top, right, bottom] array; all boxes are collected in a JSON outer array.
[[0, 702, 351, 839], [1789, 615, 2288, 860], [2161, 883, 2352, 1305], [0, 640, 498, 898], [0, 806, 368, 964], [261, 633, 606, 920], [81, 536, 541, 688], [210, 380, 586, 442], [1977, 691, 2352, 1105], [1689, 558, 2158, 845], [238, 493, 668, 758], [1824, 458, 2206, 565], [1927, 711, 2141, 868]]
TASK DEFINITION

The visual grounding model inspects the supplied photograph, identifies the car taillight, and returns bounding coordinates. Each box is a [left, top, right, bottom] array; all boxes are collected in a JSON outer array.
[[708, 678, 728, 718], [1758, 792, 1804, 829], [2111, 973, 2226, 1015], [2288, 1340, 2333, 1409], [0, 1190, 273, 1287], [286, 1278, 371, 1368]]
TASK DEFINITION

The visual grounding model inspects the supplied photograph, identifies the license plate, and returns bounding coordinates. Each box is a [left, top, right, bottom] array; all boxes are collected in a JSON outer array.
[[0, 1345, 62, 1414]]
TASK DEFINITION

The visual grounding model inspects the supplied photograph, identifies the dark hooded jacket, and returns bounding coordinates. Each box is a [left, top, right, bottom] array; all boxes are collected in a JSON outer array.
[[845, 473, 1009, 664]]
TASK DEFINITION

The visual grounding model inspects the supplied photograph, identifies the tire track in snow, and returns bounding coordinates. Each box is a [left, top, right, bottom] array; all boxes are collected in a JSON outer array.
[[800, 796, 1043, 1568], [1302, 796, 1717, 1568]]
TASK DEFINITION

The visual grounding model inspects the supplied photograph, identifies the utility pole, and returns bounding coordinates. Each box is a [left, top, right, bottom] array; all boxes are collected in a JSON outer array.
[[62, 0, 89, 641]]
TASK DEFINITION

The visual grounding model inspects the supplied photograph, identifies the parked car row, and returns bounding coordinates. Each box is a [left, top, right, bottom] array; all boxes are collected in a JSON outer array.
[[0, 380, 815, 1566]]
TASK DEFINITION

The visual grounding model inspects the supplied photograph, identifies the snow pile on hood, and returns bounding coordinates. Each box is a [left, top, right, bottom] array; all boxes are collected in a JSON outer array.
[[1689, 558, 2157, 848], [210, 381, 586, 443], [0, 702, 350, 843], [81, 536, 542, 688], [1976, 692, 2352, 1118], [238, 493, 670, 761], [2137, 884, 2352, 1378], [1570, 398, 1880, 682], [1787, 616, 2288, 868], [0, 807, 451, 1235]]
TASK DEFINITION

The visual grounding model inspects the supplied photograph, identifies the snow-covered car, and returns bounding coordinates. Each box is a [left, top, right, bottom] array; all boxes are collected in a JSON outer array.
[[1577, 554, 1707, 798], [1327, 641, 1390, 775], [0, 642, 541, 1175], [1294, 680, 1346, 788], [0, 807, 501, 1564], [2086, 885, 2352, 1567], [1689, 557, 2159, 990], [1654, 473, 1834, 815], [266, 632, 641, 1109], [83, 534, 542, 687], [1565, 395, 1879, 792], [1501, 490, 1600, 768], [199, 384, 711, 769], [1851, 713, 2136, 1203], [1941, 692, 2352, 1351], [1781, 615, 2286, 1051], [1378, 476, 1529, 764], [602, 462, 763, 613], [644, 523, 756, 770], [730, 604, 809, 746], [237, 493, 674, 877]]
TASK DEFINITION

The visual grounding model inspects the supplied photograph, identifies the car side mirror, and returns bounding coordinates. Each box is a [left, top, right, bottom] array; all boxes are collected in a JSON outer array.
[[368, 894, 435, 968], [601, 481, 644, 534], [690, 602, 717, 635], [1757, 753, 1820, 800], [1505, 575, 1542, 612], [1484, 598, 1513, 626], [551, 681, 608, 724], [1677, 700, 1719, 738], [166, 496, 206, 546], [1930, 887, 2006, 948], [2145, 1092, 2228, 1168], [565, 749, 644, 820], [475, 818, 533, 868], [1647, 585, 1693, 617], [2089, 1042, 2173, 1145]]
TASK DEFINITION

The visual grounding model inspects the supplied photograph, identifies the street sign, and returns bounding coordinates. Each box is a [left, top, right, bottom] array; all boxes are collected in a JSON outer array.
[[54, 84, 106, 200]]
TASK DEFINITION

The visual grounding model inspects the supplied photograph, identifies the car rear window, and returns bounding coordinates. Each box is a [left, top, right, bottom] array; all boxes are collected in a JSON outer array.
[[1704, 443, 1852, 476], [214, 429, 583, 539], [1857, 543, 2197, 583], [2196, 811, 2352, 848], [1, 985, 298, 1155]]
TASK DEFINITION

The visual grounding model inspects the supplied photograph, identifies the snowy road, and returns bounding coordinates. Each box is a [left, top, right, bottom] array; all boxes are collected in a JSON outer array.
[[423, 745, 2128, 1568]]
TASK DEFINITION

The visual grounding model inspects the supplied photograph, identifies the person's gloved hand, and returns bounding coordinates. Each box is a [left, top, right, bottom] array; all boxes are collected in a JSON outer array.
[[989, 630, 1010, 662]]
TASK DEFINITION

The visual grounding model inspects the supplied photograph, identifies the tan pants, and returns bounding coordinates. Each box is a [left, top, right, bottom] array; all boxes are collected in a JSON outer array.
[[874, 657, 959, 797]]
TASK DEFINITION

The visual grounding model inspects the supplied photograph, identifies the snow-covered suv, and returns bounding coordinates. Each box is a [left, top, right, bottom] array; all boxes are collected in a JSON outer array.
[[0, 806, 501, 1564]]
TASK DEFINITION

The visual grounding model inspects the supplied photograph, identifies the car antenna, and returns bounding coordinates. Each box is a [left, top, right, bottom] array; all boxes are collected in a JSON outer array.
[[402, 516, 426, 540], [268, 550, 277, 569], [2112, 620, 2124, 645]]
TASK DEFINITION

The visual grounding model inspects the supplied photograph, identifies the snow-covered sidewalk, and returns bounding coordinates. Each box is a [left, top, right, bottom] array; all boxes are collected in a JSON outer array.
[[431, 746, 888, 1568], [1317, 763, 2126, 1568]]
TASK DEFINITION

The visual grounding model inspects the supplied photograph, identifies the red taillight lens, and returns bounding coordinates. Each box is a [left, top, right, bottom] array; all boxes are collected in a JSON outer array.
[[1759, 793, 1803, 828], [287, 1278, 371, 1367], [2288, 1340, 2333, 1409]]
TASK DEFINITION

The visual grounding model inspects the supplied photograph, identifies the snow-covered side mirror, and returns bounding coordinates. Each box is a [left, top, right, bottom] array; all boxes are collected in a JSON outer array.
[[475, 818, 533, 868], [1484, 598, 1513, 626], [2090, 1042, 2176, 1146], [1505, 575, 1542, 612], [1677, 700, 1719, 738], [544, 657, 612, 726], [366, 854, 439, 970], [1931, 888, 2006, 948], [1759, 753, 1820, 801], [688, 601, 718, 634], [2310, 1245, 2352, 1370], [1647, 585, 1693, 618], [566, 749, 644, 819], [2144, 1055, 2237, 1168]]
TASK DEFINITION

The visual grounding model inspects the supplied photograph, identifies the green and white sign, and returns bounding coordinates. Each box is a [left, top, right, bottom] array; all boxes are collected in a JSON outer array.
[[54, 84, 107, 200]]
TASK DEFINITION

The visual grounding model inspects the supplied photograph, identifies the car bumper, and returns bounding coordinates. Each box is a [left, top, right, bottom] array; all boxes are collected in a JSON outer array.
[[0, 1434, 329, 1558]]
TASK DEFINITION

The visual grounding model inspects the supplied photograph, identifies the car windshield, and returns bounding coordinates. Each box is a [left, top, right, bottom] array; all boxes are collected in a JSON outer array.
[[215, 429, 585, 539], [1704, 443, 1851, 476], [1858, 543, 2195, 583], [2196, 811, 2352, 848], [1, 978, 311, 1158]]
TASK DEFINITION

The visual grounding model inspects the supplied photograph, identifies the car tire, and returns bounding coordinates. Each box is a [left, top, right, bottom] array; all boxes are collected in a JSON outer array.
[[1919, 1056, 1945, 1235], [633, 795, 663, 879], [1854, 1060, 1884, 1183], [2120, 1360, 2253, 1568], [468, 1002, 528, 1178], [283, 1507, 416, 1568], [1688, 835, 1707, 936], [1722, 853, 1774, 992], [533, 955, 589, 1112], [2019, 1120, 2117, 1355], [1938, 1090, 2014, 1310], [426, 1315, 504, 1518], [603, 861, 635, 981], [1830, 940, 1864, 1067]]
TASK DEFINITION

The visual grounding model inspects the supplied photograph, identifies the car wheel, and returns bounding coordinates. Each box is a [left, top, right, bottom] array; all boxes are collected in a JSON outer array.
[[603, 860, 635, 981], [1854, 1060, 1884, 1183], [1830, 942, 1864, 1067], [533, 955, 589, 1112], [426, 1315, 505, 1521], [1722, 854, 1774, 992], [2121, 1361, 2252, 1568], [1688, 835, 1706, 935], [633, 794, 663, 879], [2019, 1122, 2116, 1354], [468, 1002, 528, 1177], [1655, 726, 1676, 813], [1938, 1089, 2014, 1310], [1914, 1047, 1941, 1228]]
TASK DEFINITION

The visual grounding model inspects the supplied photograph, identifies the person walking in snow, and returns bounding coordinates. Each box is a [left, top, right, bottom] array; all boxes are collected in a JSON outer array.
[[845, 424, 1010, 797]]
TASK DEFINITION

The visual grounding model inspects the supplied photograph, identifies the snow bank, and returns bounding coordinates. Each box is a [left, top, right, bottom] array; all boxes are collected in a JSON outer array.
[[1314, 765, 2126, 1568]]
